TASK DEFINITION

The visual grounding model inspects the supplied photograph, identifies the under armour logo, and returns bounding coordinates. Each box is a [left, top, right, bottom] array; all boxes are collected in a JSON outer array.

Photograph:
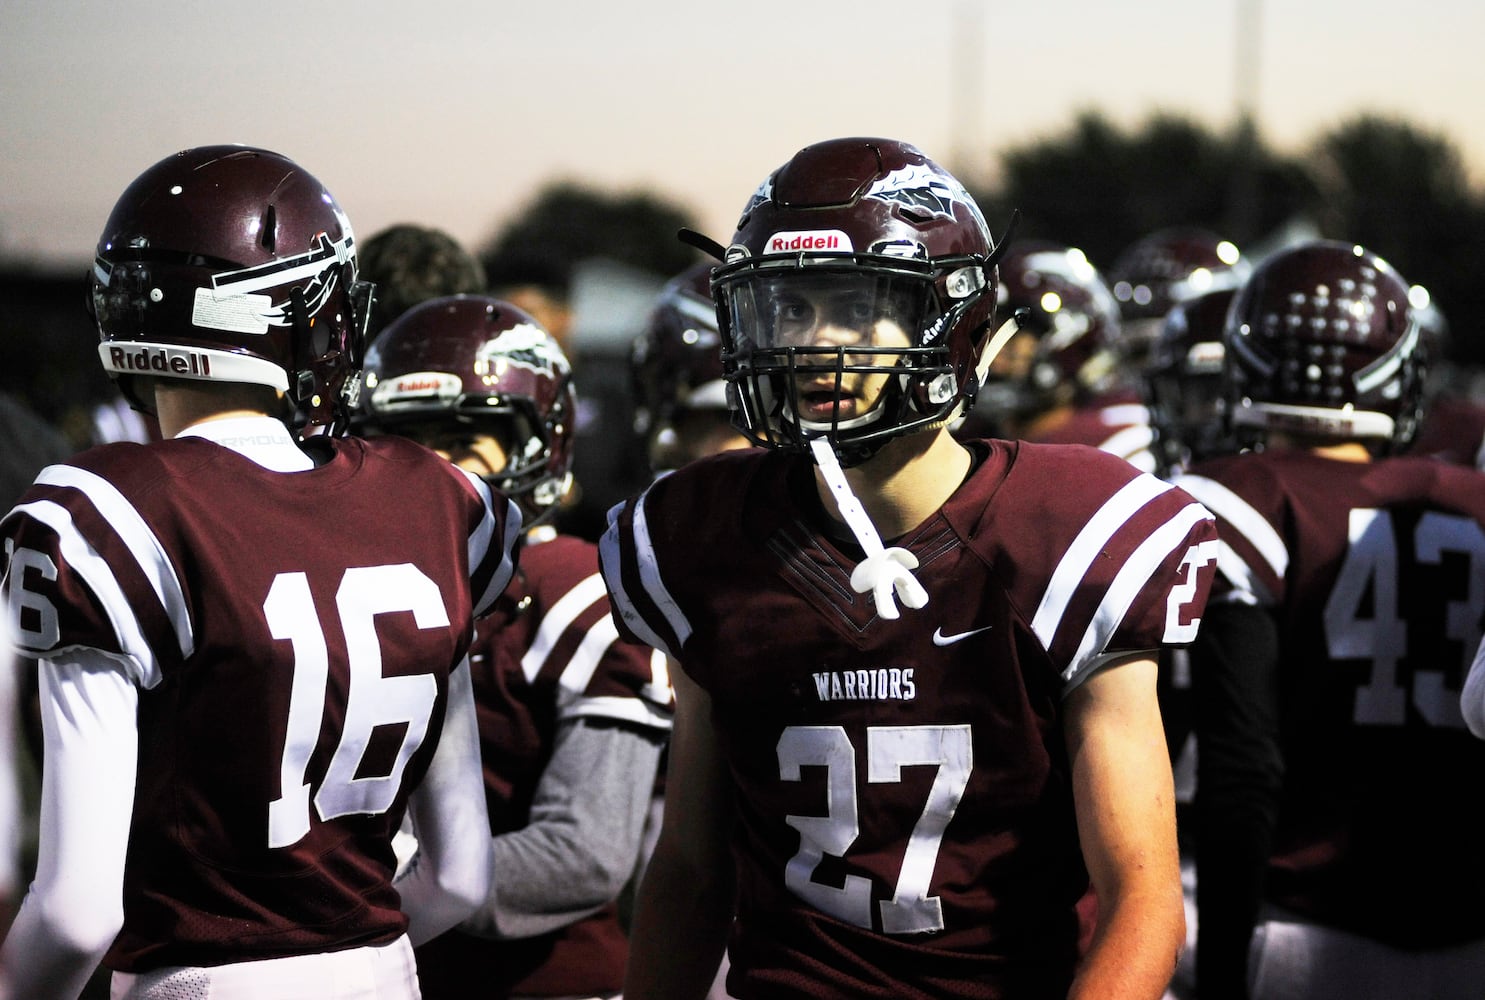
[[932, 625, 993, 646]]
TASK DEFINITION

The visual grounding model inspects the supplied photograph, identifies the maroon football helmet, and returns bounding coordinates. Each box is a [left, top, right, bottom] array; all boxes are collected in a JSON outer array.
[[631, 262, 727, 440], [89, 145, 371, 435], [1144, 287, 1235, 474], [988, 240, 1122, 411], [1224, 240, 1424, 450], [359, 295, 576, 525], [710, 137, 1004, 465], [1107, 227, 1248, 373]]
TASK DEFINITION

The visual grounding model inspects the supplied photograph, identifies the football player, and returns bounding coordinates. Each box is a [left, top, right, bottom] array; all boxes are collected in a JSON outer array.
[[631, 262, 754, 473], [1143, 287, 1238, 481], [1107, 226, 1249, 381], [1175, 240, 1485, 999], [601, 137, 1219, 1000], [355, 295, 674, 1000], [0, 146, 520, 1000], [959, 240, 1158, 471], [355, 222, 488, 338]]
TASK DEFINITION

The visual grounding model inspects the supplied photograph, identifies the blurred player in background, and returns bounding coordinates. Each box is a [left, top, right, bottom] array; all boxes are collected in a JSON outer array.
[[631, 262, 754, 473], [357, 294, 673, 1000], [958, 240, 1157, 469], [357, 222, 488, 338], [1177, 240, 1485, 999]]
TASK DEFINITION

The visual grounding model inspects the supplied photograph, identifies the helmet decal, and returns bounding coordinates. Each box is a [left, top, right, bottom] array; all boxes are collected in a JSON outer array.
[[204, 227, 355, 324], [475, 322, 570, 379], [867, 163, 987, 231]]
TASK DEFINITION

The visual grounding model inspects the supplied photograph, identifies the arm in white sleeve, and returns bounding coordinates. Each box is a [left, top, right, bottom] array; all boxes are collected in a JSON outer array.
[[396, 657, 491, 946], [458, 717, 665, 941], [0, 653, 137, 1000], [1463, 633, 1485, 739]]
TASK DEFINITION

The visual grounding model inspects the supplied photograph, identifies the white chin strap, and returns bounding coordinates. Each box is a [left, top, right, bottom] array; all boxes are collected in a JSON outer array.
[[809, 437, 929, 620]]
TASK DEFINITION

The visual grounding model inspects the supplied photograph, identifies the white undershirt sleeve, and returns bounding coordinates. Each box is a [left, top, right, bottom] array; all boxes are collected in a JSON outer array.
[[0, 652, 137, 1000], [395, 657, 492, 946]]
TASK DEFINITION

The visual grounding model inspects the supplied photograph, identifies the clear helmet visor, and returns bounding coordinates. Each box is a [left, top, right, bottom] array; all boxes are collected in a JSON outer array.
[[719, 268, 938, 356]]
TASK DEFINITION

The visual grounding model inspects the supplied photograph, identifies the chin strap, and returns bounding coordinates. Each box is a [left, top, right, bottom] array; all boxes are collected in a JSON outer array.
[[809, 437, 928, 620]]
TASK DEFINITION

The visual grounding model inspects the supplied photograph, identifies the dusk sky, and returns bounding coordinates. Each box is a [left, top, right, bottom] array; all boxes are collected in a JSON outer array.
[[4, 0, 1483, 269]]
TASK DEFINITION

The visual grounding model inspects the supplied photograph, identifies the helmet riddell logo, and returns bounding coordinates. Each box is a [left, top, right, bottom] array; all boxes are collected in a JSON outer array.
[[107, 345, 213, 377], [765, 230, 853, 254]]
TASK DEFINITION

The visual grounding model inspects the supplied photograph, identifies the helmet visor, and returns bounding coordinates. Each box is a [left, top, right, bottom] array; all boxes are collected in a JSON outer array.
[[718, 269, 937, 355]]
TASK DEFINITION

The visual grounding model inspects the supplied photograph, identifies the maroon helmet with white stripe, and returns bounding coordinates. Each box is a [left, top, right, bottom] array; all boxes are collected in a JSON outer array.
[[89, 145, 372, 434], [1224, 239, 1423, 450], [710, 137, 1006, 465], [359, 295, 576, 526]]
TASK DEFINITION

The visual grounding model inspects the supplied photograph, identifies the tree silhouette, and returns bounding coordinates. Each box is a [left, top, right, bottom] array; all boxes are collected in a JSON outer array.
[[1308, 114, 1485, 362], [477, 182, 702, 291], [979, 110, 1317, 268]]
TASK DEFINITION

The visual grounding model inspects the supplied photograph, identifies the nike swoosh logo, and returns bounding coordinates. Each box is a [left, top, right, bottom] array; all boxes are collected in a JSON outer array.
[[932, 625, 993, 646]]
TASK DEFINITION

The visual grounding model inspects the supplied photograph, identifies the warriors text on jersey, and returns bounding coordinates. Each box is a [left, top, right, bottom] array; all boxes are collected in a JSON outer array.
[[0, 434, 519, 971], [414, 532, 672, 998], [1178, 450, 1485, 947], [600, 441, 1216, 998]]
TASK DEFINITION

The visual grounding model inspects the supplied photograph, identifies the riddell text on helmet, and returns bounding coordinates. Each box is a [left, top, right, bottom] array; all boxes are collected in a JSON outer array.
[[765, 230, 853, 253], [108, 346, 213, 377]]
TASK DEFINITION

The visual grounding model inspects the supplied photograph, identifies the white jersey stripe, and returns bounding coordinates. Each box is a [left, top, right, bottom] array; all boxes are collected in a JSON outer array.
[[598, 519, 673, 658], [1031, 473, 1173, 649], [460, 470, 520, 618], [1099, 424, 1156, 469], [563, 694, 674, 731], [1064, 501, 1213, 683], [554, 612, 621, 697], [631, 493, 692, 650], [520, 572, 610, 682], [1212, 541, 1273, 606], [11, 499, 159, 687], [1174, 474, 1287, 583], [36, 464, 193, 660]]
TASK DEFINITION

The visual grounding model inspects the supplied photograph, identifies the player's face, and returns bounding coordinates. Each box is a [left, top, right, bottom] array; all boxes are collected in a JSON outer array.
[[764, 277, 915, 426], [412, 428, 509, 481]]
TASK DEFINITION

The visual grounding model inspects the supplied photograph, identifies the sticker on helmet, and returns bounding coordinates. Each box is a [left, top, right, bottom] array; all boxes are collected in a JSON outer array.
[[866, 164, 989, 234], [763, 230, 853, 254], [372, 371, 463, 409], [209, 231, 354, 330], [192, 287, 272, 335], [476, 323, 568, 378]]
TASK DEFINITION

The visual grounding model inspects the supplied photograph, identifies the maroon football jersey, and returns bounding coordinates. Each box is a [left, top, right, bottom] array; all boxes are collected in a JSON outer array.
[[1178, 450, 1485, 946], [1025, 389, 1157, 473], [1408, 393, 1485, 468], [0, 434, 518, 971], [602, 442, 1217, 998], [415, 532, 671, 998]]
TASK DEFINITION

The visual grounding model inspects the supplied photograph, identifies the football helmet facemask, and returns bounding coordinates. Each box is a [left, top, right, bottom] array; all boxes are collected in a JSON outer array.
[[89, 145, 372, 436], [709, 137, 1005, 466], [631, 263, 727, 432], [359, 295, 576, 526]]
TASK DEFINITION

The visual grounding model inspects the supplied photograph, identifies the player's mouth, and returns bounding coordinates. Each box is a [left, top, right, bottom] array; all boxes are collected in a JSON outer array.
[[798, 387, 859, 423]]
